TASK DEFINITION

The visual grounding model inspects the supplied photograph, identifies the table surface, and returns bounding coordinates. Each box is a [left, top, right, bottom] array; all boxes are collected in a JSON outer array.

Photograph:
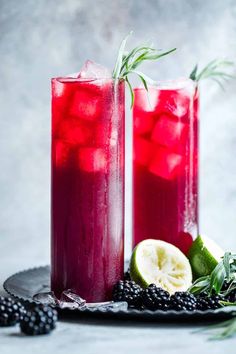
[[1, 249, 236, 353]]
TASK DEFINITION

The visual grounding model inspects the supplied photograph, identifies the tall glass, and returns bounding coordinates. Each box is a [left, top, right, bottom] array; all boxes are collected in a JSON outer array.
[[51, 77, 125, 302], [132, 79, 198, 254]]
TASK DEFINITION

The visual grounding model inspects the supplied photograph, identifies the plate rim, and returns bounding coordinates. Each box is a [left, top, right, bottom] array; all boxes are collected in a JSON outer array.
[[3, 265, 236, 320]]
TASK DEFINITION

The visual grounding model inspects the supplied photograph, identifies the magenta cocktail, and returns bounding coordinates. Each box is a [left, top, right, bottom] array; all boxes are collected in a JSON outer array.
[[51, 75, 125, 302], [133, 79, 198, 254]]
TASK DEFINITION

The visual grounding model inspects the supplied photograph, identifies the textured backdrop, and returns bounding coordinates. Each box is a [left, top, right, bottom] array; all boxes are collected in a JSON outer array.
[[0, 0, 236, 286]]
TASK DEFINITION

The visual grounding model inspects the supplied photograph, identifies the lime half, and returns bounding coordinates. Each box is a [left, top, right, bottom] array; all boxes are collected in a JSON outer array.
[[188, 235, 224, 278], [130, 239, 192, 294]]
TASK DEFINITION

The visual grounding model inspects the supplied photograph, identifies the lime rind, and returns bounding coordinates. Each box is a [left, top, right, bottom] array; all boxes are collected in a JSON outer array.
[[188, 235, 224, 278]]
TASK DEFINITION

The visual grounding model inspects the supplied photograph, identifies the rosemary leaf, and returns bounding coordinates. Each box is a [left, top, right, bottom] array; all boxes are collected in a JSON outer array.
[[136, 73, 148, 91], [195, 318, 236, 340], [112, 33, 176, 107], [223, 252, 231, 281], [188, 276, 211, 295], [125, 77, 134, 108], [129, 70, 157, 86], [189, 252, 236, 296], [189, 58, 235, 88], [189, 64, 198, 81], [209, 318, 236, 340], [219, 300, 236, 307], [113, 32, 132, 80]]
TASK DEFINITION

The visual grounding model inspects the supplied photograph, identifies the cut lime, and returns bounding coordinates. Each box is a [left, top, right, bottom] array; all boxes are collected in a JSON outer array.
[[188, 235, 224, 278], [130, 239, 192, 294]]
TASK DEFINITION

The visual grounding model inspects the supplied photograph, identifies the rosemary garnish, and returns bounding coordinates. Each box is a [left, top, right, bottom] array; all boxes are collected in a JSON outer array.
[[189, 59, 235, 88], [196, 317, 236, 340], [189, 252, 236, 340], [112, 32, 176, 107], [189, 252, 236, 296]]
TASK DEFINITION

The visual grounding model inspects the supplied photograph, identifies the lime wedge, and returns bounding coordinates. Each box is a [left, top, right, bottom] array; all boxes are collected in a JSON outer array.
[[188, 235, 224, 278], [130, 239, 192, 294]]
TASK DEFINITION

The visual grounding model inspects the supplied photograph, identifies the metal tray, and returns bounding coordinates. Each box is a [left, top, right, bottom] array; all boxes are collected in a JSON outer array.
[[3, 266, 236, 322]]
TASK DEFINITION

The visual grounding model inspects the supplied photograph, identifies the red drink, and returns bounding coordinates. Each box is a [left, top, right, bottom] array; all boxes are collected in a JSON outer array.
[[132, 79, 198, 254], [51, 77, 125, 302]]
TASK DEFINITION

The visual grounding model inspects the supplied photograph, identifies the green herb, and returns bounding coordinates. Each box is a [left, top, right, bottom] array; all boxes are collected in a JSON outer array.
[[190, 252, 236, 340], [112, 32, 176, 107], [189, 59, 235, 88], [189, 252, 236, 296], [220, 301, 236, 307], [196, 317, 236, 340]]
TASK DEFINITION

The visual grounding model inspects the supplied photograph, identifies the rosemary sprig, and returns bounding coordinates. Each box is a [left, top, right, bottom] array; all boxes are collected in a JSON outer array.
[[190, 252, 236, 340], [196, 317, 236, 340], [189, 59, 235, 88], [189, 252, 236, 296], [112, 32, 176, 107]]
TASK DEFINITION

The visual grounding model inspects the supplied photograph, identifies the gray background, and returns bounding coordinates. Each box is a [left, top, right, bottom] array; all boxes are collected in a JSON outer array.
[[0, 0, 236, 352]]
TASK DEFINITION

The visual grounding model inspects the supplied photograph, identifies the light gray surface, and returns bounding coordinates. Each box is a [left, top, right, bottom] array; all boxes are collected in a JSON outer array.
[[0, 319, 236, 354], [1, 0, 236, 352]]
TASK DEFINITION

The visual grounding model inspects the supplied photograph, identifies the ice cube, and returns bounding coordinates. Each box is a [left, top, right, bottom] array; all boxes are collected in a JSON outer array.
[[69, 89, 102, 121], [60, 289, 86, 307], [52, 78, 74, 101], [52, 79, 65, 97], [54, 141, 71, 167], [58, 301, 82, 310], [133, 112, 155, 135], [58, 119, 91, 145], [156, 89, 190, 119], [69, 61, 112, 122], [151, 115, 188, 149], [78, 60, 111, 79], [133, 137, 152, 166], [148, 146, 183, 180], [86, 301, 128, 311], [66, 72, 80, 78], [78, 147, 107, 172], [134, 87, 159, 112], [33, 292, 60, 307]]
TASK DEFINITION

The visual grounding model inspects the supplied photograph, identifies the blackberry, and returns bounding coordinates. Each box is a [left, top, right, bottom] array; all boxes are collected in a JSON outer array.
[[20, 304, 58, 336], [170, 292, 197, 311], [142, 284, 170, 311], [226, 289, 236, 303], [0, 296, 26, 327], [221, 282, 236, 303], [196, 292, 224, 310], [112, 280, 143, 308]]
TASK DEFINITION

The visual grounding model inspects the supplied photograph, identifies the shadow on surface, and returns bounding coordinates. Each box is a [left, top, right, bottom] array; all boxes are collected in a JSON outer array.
[[8, 333, 28, 338], [58, 314, 211, 329]]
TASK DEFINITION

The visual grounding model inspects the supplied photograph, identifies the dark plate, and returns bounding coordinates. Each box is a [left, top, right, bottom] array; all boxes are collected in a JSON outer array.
[[3, 266, 236, 322]]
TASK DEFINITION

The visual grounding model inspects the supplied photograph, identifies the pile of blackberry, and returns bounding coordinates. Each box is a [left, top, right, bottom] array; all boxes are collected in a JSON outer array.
[[112, 280, 230, 312], [196, 292, 223, 311], [142, 284, 170, 311], [0, 296, 58, 335], [112, 280, 143, 308], [20, 304, 58, 336], [170, 292, 197, 311]]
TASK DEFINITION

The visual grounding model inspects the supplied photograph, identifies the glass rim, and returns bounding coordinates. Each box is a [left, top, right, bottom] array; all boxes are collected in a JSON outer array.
[[134, 77, 197, 91], [51, 76, 124, 83]]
